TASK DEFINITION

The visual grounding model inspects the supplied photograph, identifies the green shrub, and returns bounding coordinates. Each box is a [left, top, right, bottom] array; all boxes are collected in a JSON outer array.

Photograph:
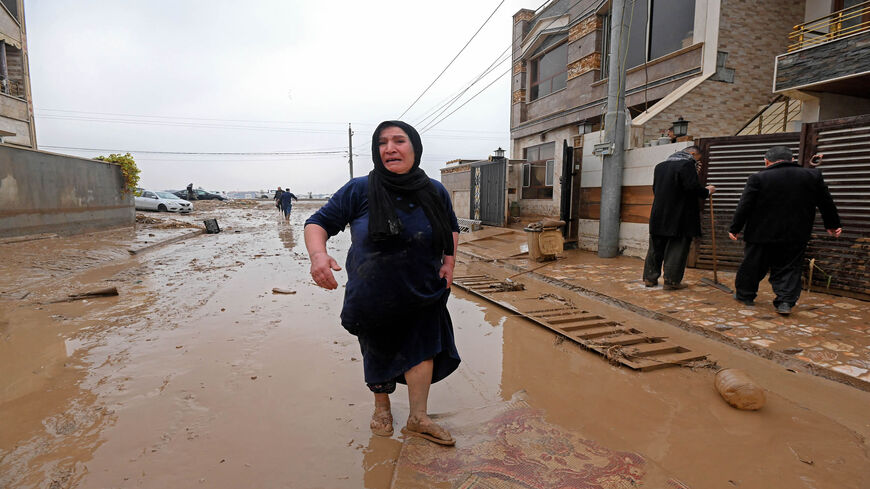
[[96, 153, 140, 194]]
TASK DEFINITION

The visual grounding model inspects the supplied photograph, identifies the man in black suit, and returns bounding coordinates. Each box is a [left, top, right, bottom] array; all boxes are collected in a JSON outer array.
[[729, 146, 841, 315], [643, 146, 716, 290]]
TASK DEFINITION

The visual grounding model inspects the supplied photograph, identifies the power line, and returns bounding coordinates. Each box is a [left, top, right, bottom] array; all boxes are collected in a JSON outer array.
[[411, 0, 596, 133], [416, 49, 512, 130], [36, 108, 348, 126], [40, 145, 348, 156], [421, 65, 513, 133], [397, 0, 505, 120]]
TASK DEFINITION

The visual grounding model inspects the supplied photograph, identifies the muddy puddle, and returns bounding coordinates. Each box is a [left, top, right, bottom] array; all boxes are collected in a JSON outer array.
[[1, 201, 868, 488]]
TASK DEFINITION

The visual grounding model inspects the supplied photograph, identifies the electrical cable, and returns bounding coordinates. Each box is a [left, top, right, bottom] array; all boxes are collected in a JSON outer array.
[[39, 145, 348, 156], [414, 0, 605, 133], [397, 0, 506, 119], [420, 65, 513, 134]]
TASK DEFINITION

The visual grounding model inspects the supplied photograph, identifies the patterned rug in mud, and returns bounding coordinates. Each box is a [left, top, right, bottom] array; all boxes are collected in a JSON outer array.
[[390, 396, 690, 489]]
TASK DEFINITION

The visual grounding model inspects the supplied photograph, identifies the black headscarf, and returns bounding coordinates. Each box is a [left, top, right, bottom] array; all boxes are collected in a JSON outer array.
[[368, 120, 454, 256]]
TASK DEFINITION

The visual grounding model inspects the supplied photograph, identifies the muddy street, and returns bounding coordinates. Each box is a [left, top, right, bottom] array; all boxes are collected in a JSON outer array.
[[1, 200, 869, 489]]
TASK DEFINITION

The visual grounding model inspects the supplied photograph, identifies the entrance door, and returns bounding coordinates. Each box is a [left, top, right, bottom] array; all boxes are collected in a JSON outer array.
[[470, 159, 506, 226]]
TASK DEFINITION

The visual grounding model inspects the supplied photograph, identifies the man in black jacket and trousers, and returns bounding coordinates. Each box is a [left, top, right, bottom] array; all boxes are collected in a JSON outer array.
[[729, 146, 842, 316], [643, 146, 716, 290]]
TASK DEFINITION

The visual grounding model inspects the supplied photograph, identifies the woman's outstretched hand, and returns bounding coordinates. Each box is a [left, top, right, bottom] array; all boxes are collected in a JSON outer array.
[[310, 252, 342, 290]]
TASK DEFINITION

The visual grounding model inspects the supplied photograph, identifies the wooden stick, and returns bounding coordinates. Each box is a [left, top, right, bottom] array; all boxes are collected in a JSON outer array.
[[709, 194, 719, 284]]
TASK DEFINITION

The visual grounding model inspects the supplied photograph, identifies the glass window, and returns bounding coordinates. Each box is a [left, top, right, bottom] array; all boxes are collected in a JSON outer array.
[[649, 0, 695, 59], [600, 14, 610, 78], [602, 0, 696, 73], [522, 143, 556, 199], [625, 0, 649, 69], [530, 42, 567, 100], [0, 0, 18, 21]]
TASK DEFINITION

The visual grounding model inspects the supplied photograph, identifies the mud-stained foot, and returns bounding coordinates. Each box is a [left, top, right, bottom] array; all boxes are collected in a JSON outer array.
[[402, 416, 455, 446], [370, 408, 393, 437]]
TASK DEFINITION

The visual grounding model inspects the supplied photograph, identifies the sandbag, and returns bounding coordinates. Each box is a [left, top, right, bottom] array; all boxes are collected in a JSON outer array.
[[714, 368, 766, 410]]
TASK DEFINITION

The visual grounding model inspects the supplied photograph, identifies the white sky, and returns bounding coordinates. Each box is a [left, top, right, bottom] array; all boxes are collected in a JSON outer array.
[[25, 0, 537, 194]]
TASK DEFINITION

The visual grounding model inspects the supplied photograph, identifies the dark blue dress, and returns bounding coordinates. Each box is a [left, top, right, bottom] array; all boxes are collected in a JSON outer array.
[[305, 176, 461, 385]]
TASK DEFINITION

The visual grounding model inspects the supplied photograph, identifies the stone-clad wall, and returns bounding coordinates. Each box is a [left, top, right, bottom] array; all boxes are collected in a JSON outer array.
[[775, 31, 870, 92], [643, 0, 804, 141]]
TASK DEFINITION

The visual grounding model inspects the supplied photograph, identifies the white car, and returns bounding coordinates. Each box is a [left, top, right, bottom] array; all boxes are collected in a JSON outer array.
[[135, 190, 193, 213]]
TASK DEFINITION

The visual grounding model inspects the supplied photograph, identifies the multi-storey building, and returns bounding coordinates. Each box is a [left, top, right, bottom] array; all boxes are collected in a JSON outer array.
[[508, 0, 870, 217], [0, 0, 35, 148]]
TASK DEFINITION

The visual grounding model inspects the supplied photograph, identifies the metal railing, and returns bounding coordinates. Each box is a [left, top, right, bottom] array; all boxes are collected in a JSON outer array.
[[788, 1, 870, 51], [736, 95, 803, 136]]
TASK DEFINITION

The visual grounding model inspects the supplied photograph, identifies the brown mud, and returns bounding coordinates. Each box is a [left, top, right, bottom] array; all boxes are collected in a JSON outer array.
[[1, 200, 868, 488]]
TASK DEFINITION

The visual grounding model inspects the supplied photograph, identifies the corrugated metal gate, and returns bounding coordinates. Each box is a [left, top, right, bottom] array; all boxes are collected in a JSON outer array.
[[695, 133, 801, 270], [695, 115, 870, 300], [470, 159, 506, 227], [800, 116, 870, 298]]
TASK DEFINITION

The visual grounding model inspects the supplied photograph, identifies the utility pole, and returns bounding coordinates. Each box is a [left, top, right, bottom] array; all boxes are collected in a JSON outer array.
[[348, 123, 354, 180], [598, 0, 629, 258]]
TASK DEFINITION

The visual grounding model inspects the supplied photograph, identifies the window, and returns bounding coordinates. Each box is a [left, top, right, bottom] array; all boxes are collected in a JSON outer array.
[[602, 0, 695, 72], [0, 0, 18, 21], [522, 142, 555, 199], [530, 42, 567, 100]]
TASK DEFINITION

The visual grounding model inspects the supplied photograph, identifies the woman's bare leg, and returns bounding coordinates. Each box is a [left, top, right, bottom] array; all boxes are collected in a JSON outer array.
[[370, 393, 393, 436], [404, 359, 453, 443]]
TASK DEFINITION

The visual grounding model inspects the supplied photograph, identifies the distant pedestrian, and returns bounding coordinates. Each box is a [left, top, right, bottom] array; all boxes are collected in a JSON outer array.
[[279, 188, 298, 220], [274, 187, 284, 213], [186, 183, 197, 201], [729, 146, 841, 315], [643, 146, 715, 290]]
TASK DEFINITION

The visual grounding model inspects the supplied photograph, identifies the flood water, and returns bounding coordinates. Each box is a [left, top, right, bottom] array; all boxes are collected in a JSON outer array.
[[1, 201, 868, 489]]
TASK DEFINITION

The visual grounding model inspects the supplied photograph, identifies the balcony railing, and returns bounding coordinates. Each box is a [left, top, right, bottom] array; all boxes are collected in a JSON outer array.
[[736, 95, 802, 136], [788, 1, 870, 51]]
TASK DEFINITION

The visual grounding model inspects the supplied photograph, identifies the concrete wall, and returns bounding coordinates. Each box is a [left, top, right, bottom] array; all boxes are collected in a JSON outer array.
[[576, 133, 689, 257], [440, 163, 471, 219], [0, 145, 134, 237]]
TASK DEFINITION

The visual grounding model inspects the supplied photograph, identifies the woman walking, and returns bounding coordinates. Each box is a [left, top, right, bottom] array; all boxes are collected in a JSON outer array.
[[304, 120, 460, 445]]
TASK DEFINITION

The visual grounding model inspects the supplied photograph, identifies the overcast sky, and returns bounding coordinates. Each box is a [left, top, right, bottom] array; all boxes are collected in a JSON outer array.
[[25, 0, 535, 194]]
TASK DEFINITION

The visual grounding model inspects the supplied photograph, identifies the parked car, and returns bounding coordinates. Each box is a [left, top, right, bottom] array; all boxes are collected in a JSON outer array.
[[135, 190, 193, 213], [172, 188, 226, 201]]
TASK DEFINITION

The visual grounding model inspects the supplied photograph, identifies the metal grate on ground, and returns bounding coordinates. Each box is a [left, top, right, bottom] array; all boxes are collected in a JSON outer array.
[[454, 274, 708, 371]]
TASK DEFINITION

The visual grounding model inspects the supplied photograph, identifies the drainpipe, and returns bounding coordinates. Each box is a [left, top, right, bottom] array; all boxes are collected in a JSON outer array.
[[598, 0, 629, 258]]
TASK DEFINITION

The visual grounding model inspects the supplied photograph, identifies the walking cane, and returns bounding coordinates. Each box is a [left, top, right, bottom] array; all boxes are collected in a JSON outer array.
[[700, 194, 733, 293]]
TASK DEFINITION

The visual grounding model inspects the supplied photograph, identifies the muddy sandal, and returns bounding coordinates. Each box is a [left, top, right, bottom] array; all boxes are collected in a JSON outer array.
[[401, 421, 455, 446]]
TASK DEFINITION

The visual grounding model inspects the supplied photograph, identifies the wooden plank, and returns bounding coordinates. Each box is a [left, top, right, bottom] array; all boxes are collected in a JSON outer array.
[[523, 306, 579, 315], [545, 314, 607, 325], [624, 351, 708, 371], [532, 309, 587, 319], [574, 327, 630, 340], [591, 333, 661, 346], [622, 341, 684, 356], [558, 320, 620, 332]]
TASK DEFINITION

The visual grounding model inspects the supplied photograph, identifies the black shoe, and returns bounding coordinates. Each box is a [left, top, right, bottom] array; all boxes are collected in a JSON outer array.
[[663, 282, 688, 290], [776, 303, 792, 315], [643, 280, 657, 287], [734, 294, 755, 306]]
